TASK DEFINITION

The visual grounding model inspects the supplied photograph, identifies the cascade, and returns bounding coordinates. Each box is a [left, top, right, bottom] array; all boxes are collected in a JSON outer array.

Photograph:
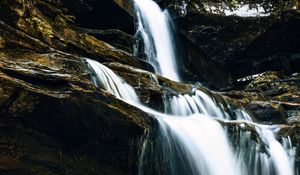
[[133, 0, 297, 174], [86, 58, 296, 175], [85, 0, 297, 174], [167, 91, 296, 175], [86, 58, 239, 175]]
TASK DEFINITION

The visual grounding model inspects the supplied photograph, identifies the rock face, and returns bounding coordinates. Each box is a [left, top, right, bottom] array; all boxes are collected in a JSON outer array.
[[0, 0, 149, 68], [174, 1, 300, 87], [0, 0, 155, 174], [0, 50, 153, 174], [175, 11, 300, 80]]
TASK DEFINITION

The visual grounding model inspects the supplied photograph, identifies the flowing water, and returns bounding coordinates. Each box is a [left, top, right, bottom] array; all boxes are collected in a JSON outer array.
[[85, 0, 297, 174], [86, 57, 297, 175], [86, 58, 239, 175], [134, 0, 180, 81]]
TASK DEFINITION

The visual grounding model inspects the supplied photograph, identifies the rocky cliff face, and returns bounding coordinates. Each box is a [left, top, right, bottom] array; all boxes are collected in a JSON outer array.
[[0, 0, 300, 174], [0, 0, 153, 174]]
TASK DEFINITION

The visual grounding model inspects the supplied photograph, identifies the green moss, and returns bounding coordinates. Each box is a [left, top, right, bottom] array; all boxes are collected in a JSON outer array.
[[25, 17, 54, 40]]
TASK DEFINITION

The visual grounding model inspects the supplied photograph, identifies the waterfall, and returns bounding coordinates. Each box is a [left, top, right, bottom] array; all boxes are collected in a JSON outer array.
[[86, 58, 140, 103], [85, 0, 297, 174], [134, 0, 180, 81], [132, 0, 297, 174], [86, 58, 296, 175], [167, 91, 296, 175], [85, 58, 239, 175]]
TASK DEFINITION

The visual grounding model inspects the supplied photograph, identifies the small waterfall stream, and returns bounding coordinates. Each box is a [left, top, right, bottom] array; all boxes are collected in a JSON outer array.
[[134, 0, 180, 81], [85, 0, 297, 174]]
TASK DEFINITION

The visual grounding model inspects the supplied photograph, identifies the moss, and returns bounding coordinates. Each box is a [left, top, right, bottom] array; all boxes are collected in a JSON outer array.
[[247, 71, 281, 90], [24, 16, 54, 40]]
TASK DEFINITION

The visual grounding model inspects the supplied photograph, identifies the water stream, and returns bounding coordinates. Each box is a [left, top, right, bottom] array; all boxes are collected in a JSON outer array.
[[85, 0, 297, 174], [134, 0, 180, 81]]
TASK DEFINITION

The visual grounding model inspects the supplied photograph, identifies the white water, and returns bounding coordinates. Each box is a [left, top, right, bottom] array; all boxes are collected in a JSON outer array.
[[169, 91, 296, 175], [167, 90, 228, 118], [134, 0, 180, 81], [86, 58, 140, 103], [161, 116, 239, 175], [86, 58, 296, 175], [260, 128, 294, 175]]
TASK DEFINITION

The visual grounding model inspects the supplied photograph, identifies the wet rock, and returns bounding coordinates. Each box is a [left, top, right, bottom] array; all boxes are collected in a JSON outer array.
[[1, 0, 300, 173], [287, 110, 300, 123], [114, 0, 300, 89], [0, 1, 157, 172], [247, 101, 287, 124], [224, 71, 300, 124], [178, 37, 232, 89]]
